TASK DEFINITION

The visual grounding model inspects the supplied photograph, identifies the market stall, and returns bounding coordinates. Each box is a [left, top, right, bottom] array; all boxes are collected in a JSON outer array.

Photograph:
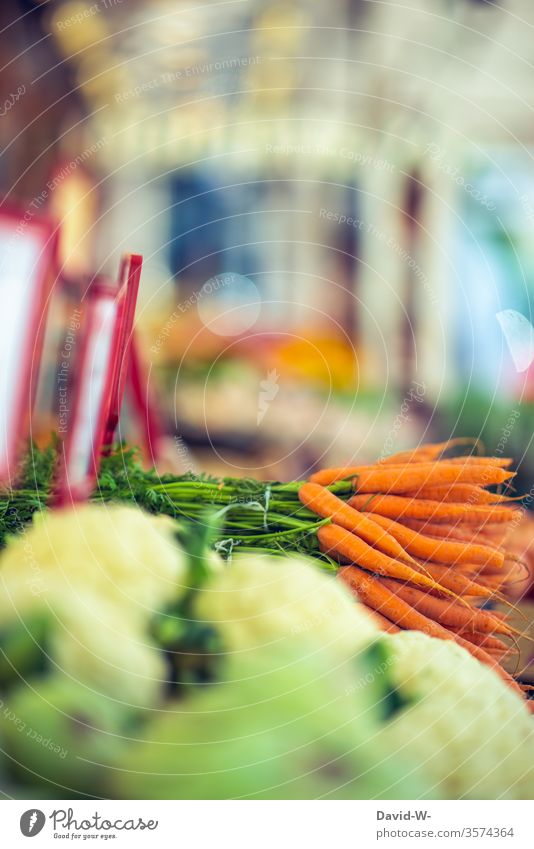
[[2, 0, 534, 812]]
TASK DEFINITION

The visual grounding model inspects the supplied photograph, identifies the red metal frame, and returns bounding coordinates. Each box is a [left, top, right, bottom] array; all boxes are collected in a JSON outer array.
[[102, 254, 143, 451], [55, 254, 142, 503], [57, 281, 117, 502], [0, 205, 58, 485], [127, 332, 164, 464]]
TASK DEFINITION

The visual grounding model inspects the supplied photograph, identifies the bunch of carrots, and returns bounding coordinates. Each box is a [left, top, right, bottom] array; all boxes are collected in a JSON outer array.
[[298, 439, 532, 706]]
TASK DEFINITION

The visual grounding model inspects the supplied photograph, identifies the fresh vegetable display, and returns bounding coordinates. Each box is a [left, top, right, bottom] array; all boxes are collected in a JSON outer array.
[[1, 437, 534, 799], [2, 438, 528, 694]]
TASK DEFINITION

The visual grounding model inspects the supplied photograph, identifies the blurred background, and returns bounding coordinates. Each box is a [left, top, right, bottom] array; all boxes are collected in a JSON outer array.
[[3, 0, 534, 483]]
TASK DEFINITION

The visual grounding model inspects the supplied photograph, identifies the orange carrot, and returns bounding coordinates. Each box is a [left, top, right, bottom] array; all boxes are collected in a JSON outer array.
[[341, 568, 516, 667], [378, 579, 513, 636], [349, 493, 518, 524], [413, 561, 494, 598], [447, 456, 513, 468], [298, 483, 418, 565], [456, 572, 506, 593], [310, 466, 370, 485], [399, 484, 512, 504], [454, 629, 510, 653], [484, 648, 512, 659], [364, 513, 505, 568], [339, 567, 524, 697], [360, 603, 401, 633], [396, 518, 511, 549], [379, 449, 438, 465], [338, 566, 459, 638], [455, 564, 504, 582], [379, 438, 479, 465], [317, 524, 455, 596], [310, 459, 513, 488], [350, 462, 513, 495], [456, 559, 527, 585], [397, 518, 501, 540]]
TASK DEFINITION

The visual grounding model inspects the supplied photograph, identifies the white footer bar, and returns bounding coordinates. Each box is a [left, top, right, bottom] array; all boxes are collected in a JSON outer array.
[[1, 799, 532, 848]]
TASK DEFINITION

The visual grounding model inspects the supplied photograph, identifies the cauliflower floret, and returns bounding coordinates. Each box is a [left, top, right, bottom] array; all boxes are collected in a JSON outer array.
[[0, 504, 185, 625], [195, 552, 378, 657], [378, 630, 534, 799], [50, 595, 167, 708], [0, 504, 185, 707]]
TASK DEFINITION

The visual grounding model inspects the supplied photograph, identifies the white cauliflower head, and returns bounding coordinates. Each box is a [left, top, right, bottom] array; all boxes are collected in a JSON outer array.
[[0, 504, 185, 624], [377, 630, 534, 799], [0, 504, 185, 707], [195, 552, 378, 658]]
